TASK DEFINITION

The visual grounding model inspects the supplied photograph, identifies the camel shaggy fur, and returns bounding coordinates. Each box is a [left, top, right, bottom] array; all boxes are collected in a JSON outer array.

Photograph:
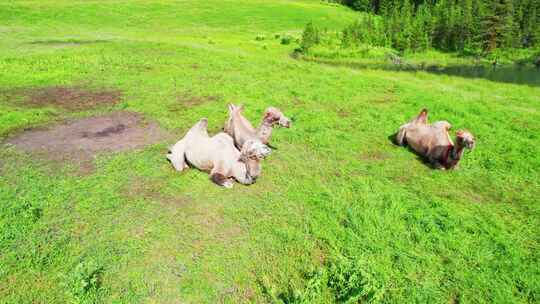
[[167, 118, 271, 188], [396, 109, 475, 169], [224, 104, 291, 150]]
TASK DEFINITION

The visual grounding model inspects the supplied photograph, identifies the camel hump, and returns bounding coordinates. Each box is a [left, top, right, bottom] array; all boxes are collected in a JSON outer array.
[[414, 108, 428, 124], [189, 118, 209, 134], [197, 118, 208, 128], [433, 121, 452, 131]]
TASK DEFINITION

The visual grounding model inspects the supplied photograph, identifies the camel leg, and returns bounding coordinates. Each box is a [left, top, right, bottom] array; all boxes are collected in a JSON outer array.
[[428, 157, 445, 170], [210, 165, 234, 188], [167, 140, 188, 171]]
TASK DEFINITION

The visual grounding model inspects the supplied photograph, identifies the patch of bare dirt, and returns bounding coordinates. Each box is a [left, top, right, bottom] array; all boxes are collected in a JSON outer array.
[[359, 150, 391, 161], [336, 108, 351, 117], [4, 111, 170, 173], [169, 93, 219, 111], [371, 93, 396, 104], [123, 176, 191, 207], [21, 86, 121, 111]]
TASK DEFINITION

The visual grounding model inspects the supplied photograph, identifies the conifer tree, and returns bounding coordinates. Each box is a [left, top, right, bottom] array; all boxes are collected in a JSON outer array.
[[337, 0, 537, 53], [480, 0, 515, 52]]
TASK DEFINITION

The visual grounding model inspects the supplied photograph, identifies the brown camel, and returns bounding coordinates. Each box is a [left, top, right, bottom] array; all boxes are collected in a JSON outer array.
[[396, 109, 475, 169]]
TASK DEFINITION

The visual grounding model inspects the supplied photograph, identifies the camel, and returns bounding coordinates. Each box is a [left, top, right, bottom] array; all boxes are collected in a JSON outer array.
[[224, 104, 291, 150], [396, 109, 475, 169], [167, 118, 271, 188]]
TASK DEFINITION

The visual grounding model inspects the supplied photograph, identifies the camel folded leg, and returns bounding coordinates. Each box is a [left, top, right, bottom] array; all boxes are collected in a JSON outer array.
[[429, 159, 446, 170], [426, 153, 446, 170], [210, 167, 234, 188]]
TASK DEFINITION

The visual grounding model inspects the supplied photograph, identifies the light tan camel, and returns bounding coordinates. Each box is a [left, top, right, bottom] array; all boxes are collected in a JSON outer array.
[[167, 118, 271, 188], [224, 104, 291, 150], [396, 109, 475, 169]]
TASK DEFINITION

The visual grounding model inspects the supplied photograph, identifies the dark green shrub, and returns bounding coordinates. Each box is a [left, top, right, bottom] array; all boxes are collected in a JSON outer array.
[[300, 22, 321, 53], [281, 35, 292, 45]]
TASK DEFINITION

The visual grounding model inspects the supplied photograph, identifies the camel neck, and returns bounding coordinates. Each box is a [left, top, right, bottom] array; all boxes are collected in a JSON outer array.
[[443, 140, 464, 169], [451, 143, 464, 161], [257, 120, 273, 143]]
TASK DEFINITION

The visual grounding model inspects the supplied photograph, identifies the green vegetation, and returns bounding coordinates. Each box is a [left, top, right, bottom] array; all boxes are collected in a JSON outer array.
[[1, 0, 539, 303], [330, 0, 540, 55]]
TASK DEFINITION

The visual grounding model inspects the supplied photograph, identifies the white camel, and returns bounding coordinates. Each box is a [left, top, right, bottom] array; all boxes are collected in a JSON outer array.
[[167, 118, 271, 188], [224, 104, 291, 150]]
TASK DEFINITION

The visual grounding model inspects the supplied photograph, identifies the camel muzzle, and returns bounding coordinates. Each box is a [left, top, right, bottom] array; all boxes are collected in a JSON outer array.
[[280, 117, 292, 128]]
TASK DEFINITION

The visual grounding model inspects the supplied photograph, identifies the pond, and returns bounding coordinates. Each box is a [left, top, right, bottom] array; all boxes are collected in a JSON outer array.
[[424, 64, 540, 87], [298, 56, 540, 87]]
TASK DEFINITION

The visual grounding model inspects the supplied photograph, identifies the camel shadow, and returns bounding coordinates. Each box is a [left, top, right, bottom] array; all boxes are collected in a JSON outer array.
[[387, 132, 438, 169]]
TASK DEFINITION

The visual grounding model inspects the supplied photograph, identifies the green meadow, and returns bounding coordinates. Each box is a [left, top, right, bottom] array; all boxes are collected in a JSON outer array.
[[0, 0, 539, 303]]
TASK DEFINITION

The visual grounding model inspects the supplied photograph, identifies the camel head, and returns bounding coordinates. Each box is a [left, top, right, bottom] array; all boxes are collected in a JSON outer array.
[[456, 130, 475, 150], [263, 107, 291, 128], [240, 140, 272, 160], [238, 140, 271, 179]]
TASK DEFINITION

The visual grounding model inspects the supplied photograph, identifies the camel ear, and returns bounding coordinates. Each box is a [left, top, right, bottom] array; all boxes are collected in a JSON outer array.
[[263, 110, 273, 120], [238, 104, 245, 112], [228, 104, 235, 113]]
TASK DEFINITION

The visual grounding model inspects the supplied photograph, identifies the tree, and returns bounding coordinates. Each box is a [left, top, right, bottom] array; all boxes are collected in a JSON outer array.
[[459, 0, 474, 49], [521, 0, 539, 47], [334, 0, 536, 53], [479, 0, 515, 52]]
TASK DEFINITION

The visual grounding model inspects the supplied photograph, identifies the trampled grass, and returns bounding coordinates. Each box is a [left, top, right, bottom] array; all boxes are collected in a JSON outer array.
[[0, 1, 539, 303]]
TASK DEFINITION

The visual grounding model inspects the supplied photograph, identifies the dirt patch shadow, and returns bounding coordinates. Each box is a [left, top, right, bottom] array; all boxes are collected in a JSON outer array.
[[21, 86, 122, 111], [169, 93, 219, 112], [4, 111, 170, 173], [29, 39, 109, 46], [359, 150, 391, 161], [123, 175, 191, 207]]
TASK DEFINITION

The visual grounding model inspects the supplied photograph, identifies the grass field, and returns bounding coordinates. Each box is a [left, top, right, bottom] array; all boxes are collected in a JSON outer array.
[[1, 1, 539, 303]]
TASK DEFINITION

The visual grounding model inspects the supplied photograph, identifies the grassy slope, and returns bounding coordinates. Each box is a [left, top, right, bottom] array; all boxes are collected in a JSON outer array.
[[1, 0, 539, 303]]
